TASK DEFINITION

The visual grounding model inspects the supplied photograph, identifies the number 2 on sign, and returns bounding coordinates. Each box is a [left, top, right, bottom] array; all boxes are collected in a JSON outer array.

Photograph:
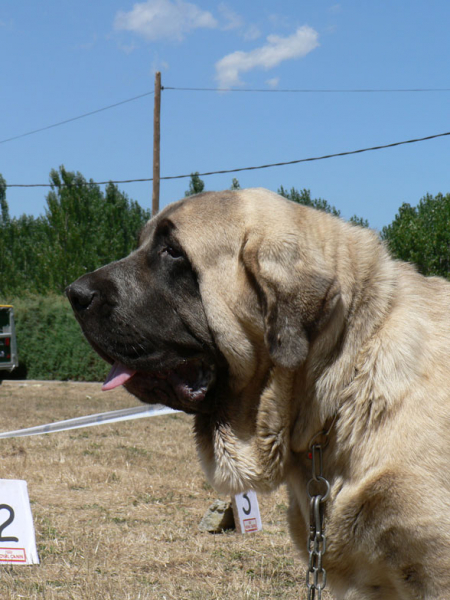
[[0, 504, 19, 543]]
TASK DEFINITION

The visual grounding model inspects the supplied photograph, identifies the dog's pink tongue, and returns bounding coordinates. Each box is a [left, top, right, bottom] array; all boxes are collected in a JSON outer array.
[[102, 362, 136, 391]]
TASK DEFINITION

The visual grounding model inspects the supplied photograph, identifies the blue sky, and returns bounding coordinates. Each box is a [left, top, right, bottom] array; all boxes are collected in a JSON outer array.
[[1, 0, 449, 231]]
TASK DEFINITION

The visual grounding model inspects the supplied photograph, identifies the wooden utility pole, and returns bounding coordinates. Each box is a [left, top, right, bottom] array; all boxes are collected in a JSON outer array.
[[152, 71, 162, 216]]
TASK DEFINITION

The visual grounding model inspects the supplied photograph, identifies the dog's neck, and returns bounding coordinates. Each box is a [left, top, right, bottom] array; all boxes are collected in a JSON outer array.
[[195, 365, 297, 495], [291, 227, 400, 454]]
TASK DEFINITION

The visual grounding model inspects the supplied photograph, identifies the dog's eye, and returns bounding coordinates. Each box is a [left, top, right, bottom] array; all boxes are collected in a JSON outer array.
[[161, 245, 183, 259]]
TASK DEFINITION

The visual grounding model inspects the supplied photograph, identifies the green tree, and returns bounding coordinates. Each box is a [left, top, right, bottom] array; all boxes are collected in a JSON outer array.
[[0, 177, 47, 298], [185, 172, 205, 197], [349, 215, 370, 228], [0, 167, 150, 296], [43, 166, 150, 292], [0, 174, 12, 296], [382, 192, 450, 278], [278, 186, 341, 216], [230, 178, 241, 190], [278, 185, 368, 226], [99, 182, 150, 264], [0, 174, 9, 225]]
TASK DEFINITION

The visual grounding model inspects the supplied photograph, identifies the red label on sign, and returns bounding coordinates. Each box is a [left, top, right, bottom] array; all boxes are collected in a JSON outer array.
[[0, 548, 27, 563], [243, 518, 258, 533]]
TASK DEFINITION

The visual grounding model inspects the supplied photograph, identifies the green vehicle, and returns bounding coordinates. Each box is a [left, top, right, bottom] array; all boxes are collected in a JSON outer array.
[[0, 305, 18, 372]]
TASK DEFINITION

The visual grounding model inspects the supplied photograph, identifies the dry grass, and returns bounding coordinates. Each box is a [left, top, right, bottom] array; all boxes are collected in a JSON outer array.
[[0, 381, 334, 599]]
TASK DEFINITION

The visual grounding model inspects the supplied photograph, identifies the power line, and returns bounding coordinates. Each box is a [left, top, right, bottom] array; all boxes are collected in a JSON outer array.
[[164, 86, 450, 93], [0, 91, 154, 145], [2, 85, 449, 147], [6, 129, 450, 188]]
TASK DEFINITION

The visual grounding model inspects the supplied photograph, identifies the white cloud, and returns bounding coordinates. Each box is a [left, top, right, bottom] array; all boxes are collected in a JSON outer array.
[[218, 4, 260, 40], [114, 0, 218, 42], [243, 24, 261, 41], [266, 77, 279, 88], [215, 26, 319, 88], [151, 55, 170, 74], [218, 3, 243, 31], [119, 41, 138, 54]]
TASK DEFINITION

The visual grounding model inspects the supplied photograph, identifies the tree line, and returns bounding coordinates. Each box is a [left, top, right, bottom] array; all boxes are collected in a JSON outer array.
[[0, 167, 150, 296], [1, 166, 450, 299]]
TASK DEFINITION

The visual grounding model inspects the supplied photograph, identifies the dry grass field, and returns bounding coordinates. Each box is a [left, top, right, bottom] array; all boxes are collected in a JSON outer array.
[[0, 380, 334, 600]]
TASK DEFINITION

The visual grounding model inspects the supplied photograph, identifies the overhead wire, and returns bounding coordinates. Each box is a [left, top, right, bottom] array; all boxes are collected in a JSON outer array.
[[0, 91, 154, 145], [2, 83, 450, 188], [2, 85, 450, 146], [6, 129, 450, 188], [163, 86, 450, 93]]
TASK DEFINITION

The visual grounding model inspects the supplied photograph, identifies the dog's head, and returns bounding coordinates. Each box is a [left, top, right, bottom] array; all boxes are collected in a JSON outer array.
[[66, 188, 346, 491]]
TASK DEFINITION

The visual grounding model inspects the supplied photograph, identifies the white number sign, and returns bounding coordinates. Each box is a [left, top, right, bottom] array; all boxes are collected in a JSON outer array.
[[233, 490, 262, 533], [0, 480, 39, 564]]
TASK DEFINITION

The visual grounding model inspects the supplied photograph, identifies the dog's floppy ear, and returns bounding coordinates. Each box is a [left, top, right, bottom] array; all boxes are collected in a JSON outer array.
[[243, 236, 341, 370]]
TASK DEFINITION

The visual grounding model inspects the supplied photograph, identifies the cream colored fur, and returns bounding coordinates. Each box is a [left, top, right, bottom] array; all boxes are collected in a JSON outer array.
[[157, 188, 450, 599]]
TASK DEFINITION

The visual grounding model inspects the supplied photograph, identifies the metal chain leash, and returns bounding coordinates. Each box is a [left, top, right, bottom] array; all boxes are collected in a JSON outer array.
[[305, 422, 334, 600]]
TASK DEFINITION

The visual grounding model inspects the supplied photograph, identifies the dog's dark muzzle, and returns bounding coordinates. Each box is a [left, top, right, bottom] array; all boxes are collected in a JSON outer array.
[[66, 270, 119, 321]]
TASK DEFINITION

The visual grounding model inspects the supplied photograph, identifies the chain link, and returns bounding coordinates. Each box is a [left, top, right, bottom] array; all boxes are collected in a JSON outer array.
[[305, 422, 334, 600]]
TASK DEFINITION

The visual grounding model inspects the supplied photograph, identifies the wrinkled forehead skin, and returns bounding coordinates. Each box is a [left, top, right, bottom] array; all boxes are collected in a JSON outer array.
[[141, 189, 245, 251]]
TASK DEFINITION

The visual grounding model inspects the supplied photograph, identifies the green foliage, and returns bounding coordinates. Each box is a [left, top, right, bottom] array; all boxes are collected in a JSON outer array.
[[0, 213, 50, 296], [230, 178, 241, 190], [348, 214, 370, 228], [184, 172, 205, 196], [0, 166, 150, 296], [381, 192, 450, 278], [278, 185, 341, 217], [278, 185, 369, 227], [0, 174, 9, 224], [2, 296, 108, 381]]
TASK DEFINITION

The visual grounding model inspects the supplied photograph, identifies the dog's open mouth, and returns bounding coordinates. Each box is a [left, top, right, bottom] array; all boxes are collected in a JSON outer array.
[[101, 358, 217, 413]]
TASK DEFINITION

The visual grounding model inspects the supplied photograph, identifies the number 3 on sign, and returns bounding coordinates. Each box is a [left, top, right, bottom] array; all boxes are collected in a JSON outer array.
[[234, 490, 263, 534], [0, 480, 39, 565]]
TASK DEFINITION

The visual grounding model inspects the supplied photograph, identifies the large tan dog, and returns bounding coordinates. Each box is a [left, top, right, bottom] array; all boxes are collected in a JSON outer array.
[[67, 188, 450, 599]]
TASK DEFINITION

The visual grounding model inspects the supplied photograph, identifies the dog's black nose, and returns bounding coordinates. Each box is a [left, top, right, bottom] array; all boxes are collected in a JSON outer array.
[[66, 270, 118, 318], [66, 281, 97, 313]]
